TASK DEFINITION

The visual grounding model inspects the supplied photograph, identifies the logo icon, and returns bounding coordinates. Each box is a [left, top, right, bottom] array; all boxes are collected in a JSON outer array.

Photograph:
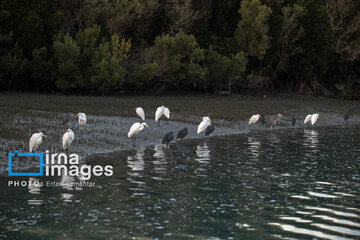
[[8, 151, 43, 176]]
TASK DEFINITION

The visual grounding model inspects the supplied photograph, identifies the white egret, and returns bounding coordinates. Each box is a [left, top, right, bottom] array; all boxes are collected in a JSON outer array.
[[304, 114, 312, 124], [136, 107, 145, 121], [128, 122, 150, 147], [197, 116, 211, 135], [311, 113, 320, 125], [249, 114, 264, 127], [163, 107, 170, 125], [75, 113, 87, 130], [63, 129, 75, 153], [29, 132, 47, 152], [155, 106, 165, 126]]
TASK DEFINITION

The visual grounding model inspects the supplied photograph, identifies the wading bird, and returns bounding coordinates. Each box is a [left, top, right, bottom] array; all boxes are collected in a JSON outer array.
[[63, 129, 75, 154], [344, 106, 356, 121], [75, 113, 87, 130], [136, 107, 145, 122], [205, 125, 215, 137], [269, 114, 283, 128], [249, 114, 264, 129], [259, 114, 266, 125], [177, 128, 188, 140], [291, 114, 296, 125], [197, 116, 211, 135], [155, 106, 165, 126], [163, 107, 170, 125], [128, 122, 150, 147], [29, 132, 47, 152], [304, 114, 312, 125], [311, 113, 320, 125], [62, 112, 74, 126], [162, 131, 174, 148]]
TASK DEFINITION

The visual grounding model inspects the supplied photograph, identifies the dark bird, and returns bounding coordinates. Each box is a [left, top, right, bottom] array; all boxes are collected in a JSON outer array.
[[61, 112, 74, 126], [205, 125, 215, 137], [162, 131, 174, 148], [344, 106, 356, 121], [291, 114, 296, 125], [259, 113, 266, 125], [176, 128, 188, 140]]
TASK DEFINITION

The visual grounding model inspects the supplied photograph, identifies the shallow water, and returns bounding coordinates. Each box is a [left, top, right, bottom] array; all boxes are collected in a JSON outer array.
[[0, 125, 359, 239]]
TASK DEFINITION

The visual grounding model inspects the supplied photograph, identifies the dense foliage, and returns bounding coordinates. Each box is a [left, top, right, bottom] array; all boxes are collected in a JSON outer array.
[[1, 0, 360, 97]]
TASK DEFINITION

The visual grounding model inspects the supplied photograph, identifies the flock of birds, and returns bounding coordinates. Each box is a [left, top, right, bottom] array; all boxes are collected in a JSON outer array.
[[28, 105, 356, 153], [129, 107, 214, 147]]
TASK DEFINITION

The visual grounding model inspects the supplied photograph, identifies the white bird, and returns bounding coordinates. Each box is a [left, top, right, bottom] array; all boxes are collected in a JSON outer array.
[[197, 116, 211, 135], [155, 106, 165, 126], [249, 114, 261, 126], [29, 132, 47, 152], [128, 122, 150, 147], [136, 107, 145, 121], [311, 113, 320, 125], [163, 107, 170, 125], [304, 114, 312, 124], [62, 129, 75, 153], [75, 113, 87, 130]]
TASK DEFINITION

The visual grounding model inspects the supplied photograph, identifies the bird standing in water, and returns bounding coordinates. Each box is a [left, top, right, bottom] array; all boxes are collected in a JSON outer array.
[[304, 113, 320, 126], [128, 122, 150, 147], [291, 114, 296, 125], [177, 128, 188, 140], [163, 107, 170, 125], [259, 114, 266, 125], [162, 131, 174, 148], [155, 106, 165, 126], [249, 114, 264, 130], [269, 114, 283, 128], [311, 113, 320, 125], [344, 106, 356, 121], [205, 125, 215, 137], [197, 116, 211, 136], [304, 114, 312, 125]]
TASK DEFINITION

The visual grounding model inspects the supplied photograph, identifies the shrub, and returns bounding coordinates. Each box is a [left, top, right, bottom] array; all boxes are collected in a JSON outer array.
[[206, 47, 247, 91], [52, 34, 81, 91], [151, 31, 208, 91], [89, 42, 124, 94]]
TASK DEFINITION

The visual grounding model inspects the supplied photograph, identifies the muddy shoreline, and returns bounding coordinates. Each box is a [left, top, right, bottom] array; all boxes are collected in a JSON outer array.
[[1, 93, 359, 174]]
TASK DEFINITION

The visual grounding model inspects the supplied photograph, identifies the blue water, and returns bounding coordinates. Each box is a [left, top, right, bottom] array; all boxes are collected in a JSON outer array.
[[0, 126, 360, 239]]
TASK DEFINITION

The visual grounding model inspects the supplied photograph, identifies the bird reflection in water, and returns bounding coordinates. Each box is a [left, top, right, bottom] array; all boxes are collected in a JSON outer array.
[[127, 147, 145, 175], [126, 148, 146, 196], [153, 144, 165, 160], [152, 144, 168, 179], [303, 129, 319, 153], [28, 177, 41, 195], [247, 136, 261, 160], [195, 142, 210, 164]]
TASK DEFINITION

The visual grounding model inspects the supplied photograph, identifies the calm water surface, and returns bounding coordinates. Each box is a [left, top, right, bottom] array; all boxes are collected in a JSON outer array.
[[0, 126, 360, 239]]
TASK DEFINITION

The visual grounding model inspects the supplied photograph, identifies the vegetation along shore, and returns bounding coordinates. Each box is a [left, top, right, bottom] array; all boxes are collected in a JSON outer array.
[[1, 0, 360, 98]]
